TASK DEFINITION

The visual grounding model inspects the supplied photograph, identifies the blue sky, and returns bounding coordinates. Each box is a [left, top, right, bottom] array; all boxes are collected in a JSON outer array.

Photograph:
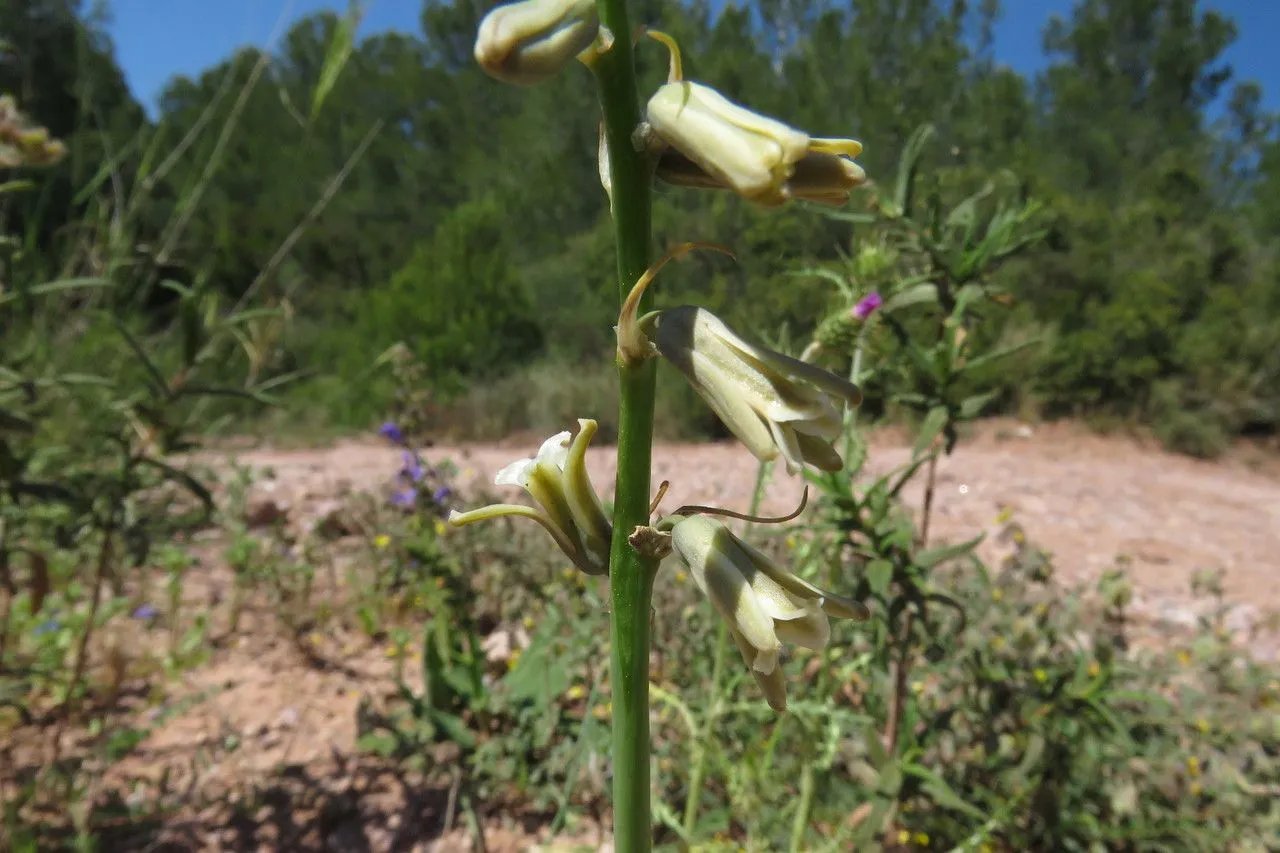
[[106, 0, 1277, 119]]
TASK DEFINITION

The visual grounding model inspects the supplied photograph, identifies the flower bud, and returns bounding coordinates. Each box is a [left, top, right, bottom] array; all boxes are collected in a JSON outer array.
[[646, 81, 865, 207], [474, 0, 600, 86]]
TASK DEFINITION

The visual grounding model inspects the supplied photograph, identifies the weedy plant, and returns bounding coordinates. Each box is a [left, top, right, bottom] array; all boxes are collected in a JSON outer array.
[[0, 12, 371, 843], [0, 111, 284, 847]]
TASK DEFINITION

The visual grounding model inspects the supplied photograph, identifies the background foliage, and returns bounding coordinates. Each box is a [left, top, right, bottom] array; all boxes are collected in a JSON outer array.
[[3, 0, 1279, 453]]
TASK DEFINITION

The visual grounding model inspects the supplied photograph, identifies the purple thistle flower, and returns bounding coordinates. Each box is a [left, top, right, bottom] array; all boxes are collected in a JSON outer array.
[[852, 291, 883, 320], [390, 488, 418, 508], [133, 604, 159, 621], [34, 619, 60, 636], [401, 450, 426, 483], [378, 421, 406, 445]]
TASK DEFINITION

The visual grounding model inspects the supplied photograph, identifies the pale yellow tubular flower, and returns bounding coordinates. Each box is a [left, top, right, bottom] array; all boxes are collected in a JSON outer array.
[[645, 83, 866, 207], [474, 0, 599, 86], [670, 515, 869, 711], [448, 419, 611, 575], [652, 306, 863, 474], [647, 81, 809, 200]]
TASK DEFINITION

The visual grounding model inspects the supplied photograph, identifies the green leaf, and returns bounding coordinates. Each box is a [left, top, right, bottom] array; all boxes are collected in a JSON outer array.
[[915, 533, 985, 569], [110, 315, 169, 398], [0, 277, 111, 307], [912, 406, 948, 458], [0, 409, 35, 435], [425, 708, 476, 748], [865, 559, 893, 596], [356, 731, 400, 757], [311, 2, 365, 121], [960, 337, 1044, 374], [894, 124, 936, 216], [864, 726, 888, 767], [958, 391, 999, 420], [1014, 732, 1045, 779], [136, 457, 215, 518], [903, 763, 987, 821], [503, 628, 571, 707], [883, 282, 938, 313]]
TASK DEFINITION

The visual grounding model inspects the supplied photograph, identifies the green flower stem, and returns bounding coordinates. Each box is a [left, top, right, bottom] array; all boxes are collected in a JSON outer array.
[[681, 458, 774, 840], [590, 0, 655, 849]]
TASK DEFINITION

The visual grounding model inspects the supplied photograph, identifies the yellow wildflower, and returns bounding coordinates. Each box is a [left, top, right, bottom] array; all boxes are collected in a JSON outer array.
[[897, 830, 911, 845], [373, 534, 391, 550], [1012, 530, 1025, 543], [565, 684, 586, 701], [434, 519, 447, 536], [914, 832, 930, 847], [523, 616, 535, 629], [995, 507, 1013, 524], [992, 588, 1003, 602], [1087, 660, 1101, 678], [507, 649, 522, 670], [674, 569, 688, 584], [1034, 668, 1048, 684], [1176, 650, 1192, 666], [1186, 756, 1201, 778], [991, 636, 1005, 650], [911, 681, 925, 695], [1196, 717, 1210, 734], [1190, 781, 1203, 796]]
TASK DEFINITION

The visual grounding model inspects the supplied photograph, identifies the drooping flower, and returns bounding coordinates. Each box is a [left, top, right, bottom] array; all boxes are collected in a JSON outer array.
[[474, 0, 600, 86], [448, 419, 612, 575], [668, 514, 869, 711], [649, 306, 862, 474], [645, 81, 865, 208], [132, 604, 159, 621], [852, 292, 883, 320], [432, 486, 453, 504]]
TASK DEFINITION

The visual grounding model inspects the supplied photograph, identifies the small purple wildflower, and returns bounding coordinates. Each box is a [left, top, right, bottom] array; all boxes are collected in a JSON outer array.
[[390, 488, 418, 508], [852, 292, 883, 320], [400, 450, 425, 483], [432, 486, 453, 504], [133, 604, 159, 621], [34, 619, 60, 636], [378, 421, 406, 445]]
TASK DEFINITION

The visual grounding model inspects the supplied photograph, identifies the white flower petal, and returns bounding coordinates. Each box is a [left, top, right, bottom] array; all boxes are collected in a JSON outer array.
[[495, 457, 537, 487], [535, 430, 573, 471]]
